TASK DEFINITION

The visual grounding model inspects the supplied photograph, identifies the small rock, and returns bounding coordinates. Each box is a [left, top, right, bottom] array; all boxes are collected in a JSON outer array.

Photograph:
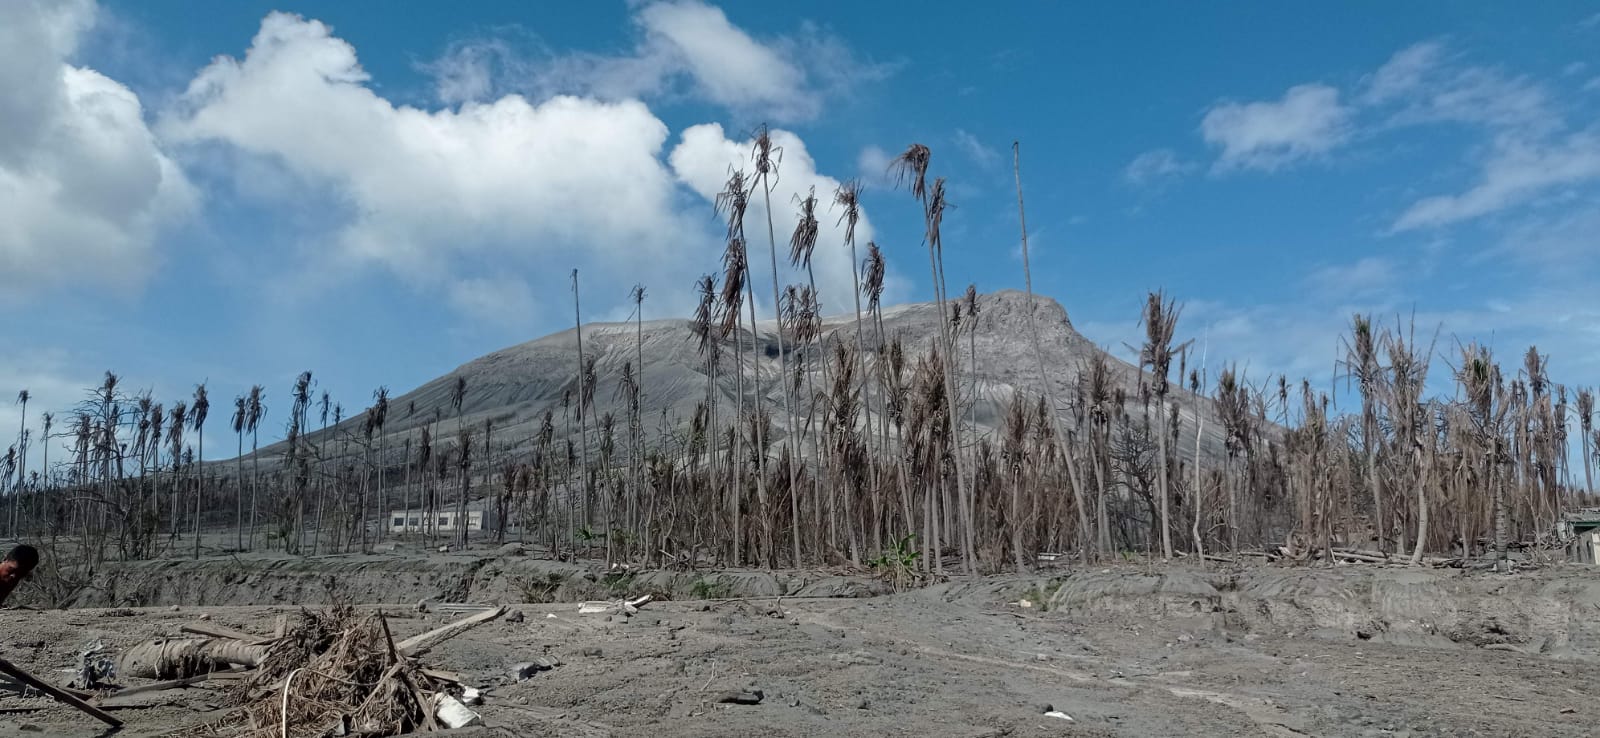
[[857, 698, 870, 710], [506, 610, 525, 624], [716, 689, 764, 705], [581, 647, 603, 658], [18, 723, 41, 732], [169, 605, 181, 612], [1034, 654, 1049, 662]]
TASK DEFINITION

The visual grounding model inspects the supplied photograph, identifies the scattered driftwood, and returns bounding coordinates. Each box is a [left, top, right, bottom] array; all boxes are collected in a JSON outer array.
[[0, 657, 122, 729]]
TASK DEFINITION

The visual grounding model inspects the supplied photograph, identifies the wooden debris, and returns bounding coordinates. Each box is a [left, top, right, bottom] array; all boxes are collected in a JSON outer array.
[[0, 657, 122, 729], [179, 622, 269, 644], [116, 637, 269, 679], [715, 688, 764, 705], [397, 604, 507, 656]]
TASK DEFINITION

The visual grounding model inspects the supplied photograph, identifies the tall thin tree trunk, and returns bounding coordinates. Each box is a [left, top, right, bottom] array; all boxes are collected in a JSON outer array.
[[572, 271, 593, 530], [1012, 142, 1089, 564]]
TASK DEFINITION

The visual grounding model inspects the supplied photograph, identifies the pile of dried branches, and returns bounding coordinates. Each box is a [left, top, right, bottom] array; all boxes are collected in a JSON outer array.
[[148, 605, 500, 738]]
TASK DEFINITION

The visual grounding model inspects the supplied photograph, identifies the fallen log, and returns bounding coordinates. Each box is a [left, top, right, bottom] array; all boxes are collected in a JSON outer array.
[[0, 657, 122, 729], [116, 638, 270, 679], [397, 605, 507, 657]]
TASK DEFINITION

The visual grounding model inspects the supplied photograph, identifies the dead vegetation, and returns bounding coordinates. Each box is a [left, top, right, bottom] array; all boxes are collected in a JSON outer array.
[[1, 141, 1596, 590]]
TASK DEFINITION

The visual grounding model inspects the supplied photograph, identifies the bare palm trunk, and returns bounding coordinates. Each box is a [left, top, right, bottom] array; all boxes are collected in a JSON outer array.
[[1012, 143, 1090, 564], [248, 429, 259, 550]]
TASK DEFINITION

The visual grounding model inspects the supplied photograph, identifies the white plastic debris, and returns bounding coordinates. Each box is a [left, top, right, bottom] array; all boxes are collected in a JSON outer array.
[[460, 687, 483, 706], [433, 693, 483, 729], [1044, 711, 1073, 721], [579, 594, 654, 615]]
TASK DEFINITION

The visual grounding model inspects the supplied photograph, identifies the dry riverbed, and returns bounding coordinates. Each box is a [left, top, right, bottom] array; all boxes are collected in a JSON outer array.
[[0, 563, 1595, 737]]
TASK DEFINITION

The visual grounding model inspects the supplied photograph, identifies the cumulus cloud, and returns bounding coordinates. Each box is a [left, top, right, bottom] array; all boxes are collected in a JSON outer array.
[[162, 11, 889, 327], [0, 0, 193, 293], [163, 12, 703, 314], [1123, 148, 1194, 186], [423, 0, 892, 123], [1201, 84, 1352, 172]]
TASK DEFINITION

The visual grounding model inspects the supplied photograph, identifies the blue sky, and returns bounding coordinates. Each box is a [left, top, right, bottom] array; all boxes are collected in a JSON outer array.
[[3, 0, 1599, 461]]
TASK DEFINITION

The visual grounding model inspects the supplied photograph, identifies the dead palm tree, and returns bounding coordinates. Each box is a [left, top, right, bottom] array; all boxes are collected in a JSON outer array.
[[752, 126, 801, 566], [371, 386, 390, 546], [167, 402, 186, 546], [244, 384, 265, 550], [569, 270, 593, 531], [450, 376, 468, 547], [231, 395, 246, 550], [1342, 315, 1386, 552], [891, 144, 976, 573], [716, 169, 769, 564], [190, 383, 208, 559], [1138, 291, 1183, 559], [1579, 388, 1595, 495], [12, 390, 27, 538]]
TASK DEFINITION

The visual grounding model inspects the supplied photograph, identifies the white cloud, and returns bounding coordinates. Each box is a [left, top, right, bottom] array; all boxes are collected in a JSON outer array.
[[162, 11, 889, 328], [636, 0, 813, 120], [954, 129, 1000, 169], [856, 145, 892, 188], [1123, 148, 1194, 186], [423, 1, 890, 123], [1392, 132, 1600, 230], [1364, 42, 1554, 134], [0, 0, 194, 293], [1305, 256, 1398, 298], [1201, 84, 1352, 172], [164, 12, 703, 316], [669, 123, 894, 319]]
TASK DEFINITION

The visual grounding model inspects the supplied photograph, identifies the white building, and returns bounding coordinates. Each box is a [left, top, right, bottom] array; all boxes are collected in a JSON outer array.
[[388, 501, 504, 535]]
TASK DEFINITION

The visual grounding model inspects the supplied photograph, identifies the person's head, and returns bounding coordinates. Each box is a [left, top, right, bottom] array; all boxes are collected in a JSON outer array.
[[3, 545, 39, 572]]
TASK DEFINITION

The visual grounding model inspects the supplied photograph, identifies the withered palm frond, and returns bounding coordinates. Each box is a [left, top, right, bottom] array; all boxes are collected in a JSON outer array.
[[719, 239, 747, 337], [963, 284, 978, 330], [581, 356, 598, 413], [1579, 388, 1595, 432], [714, 169, 752, 240], [752, 123, 782, 182], [451, 376, 467, 414], [373, 386, 390, 429], [789, 187, 819, 269], [191, 383, 209, 432], [693, 274, 718, 353], [927, 178, 949, 250], [862, 242, 886, 310], [834, 180, 862, 245], [1139, 290, 1183, 395], [890, 144, 932, 203], [1523, 346, 1547, 397], [1456, 342, 1496, 424]]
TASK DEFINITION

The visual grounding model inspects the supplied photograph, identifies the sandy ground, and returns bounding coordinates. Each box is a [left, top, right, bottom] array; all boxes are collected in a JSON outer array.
[[0, 565, 1595, 738]]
